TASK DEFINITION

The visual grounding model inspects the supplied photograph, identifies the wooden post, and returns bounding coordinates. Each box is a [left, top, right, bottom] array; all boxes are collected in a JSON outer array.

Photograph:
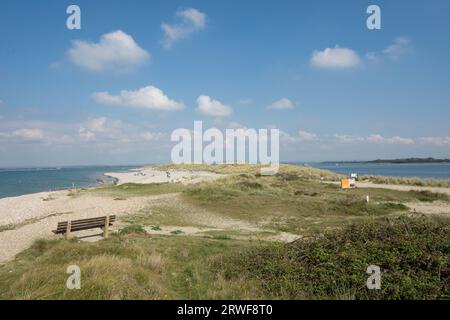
[[103, 215, 110, 239], [66, 221, 72, 240]]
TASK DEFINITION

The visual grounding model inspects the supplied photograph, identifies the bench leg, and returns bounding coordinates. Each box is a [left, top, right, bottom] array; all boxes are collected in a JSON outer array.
[[66, 221, 72, 240], [103, 216, 110, 239]]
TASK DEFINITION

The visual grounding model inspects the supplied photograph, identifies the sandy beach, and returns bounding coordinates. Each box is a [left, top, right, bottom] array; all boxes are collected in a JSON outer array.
[[0, 168, 226, 264], [105, 168, 224, 185], [1, 168, 450, 265]]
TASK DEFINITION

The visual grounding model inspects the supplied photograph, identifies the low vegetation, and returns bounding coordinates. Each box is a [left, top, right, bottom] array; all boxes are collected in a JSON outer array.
[[181, 168, 448, 235], [214, 217, 450, 299], [1, 164, 449, 300], [155, 163, 341, 181], [87, 182, 184, 197], [0, 217, 447, 299], [360, 175, 450, 188]]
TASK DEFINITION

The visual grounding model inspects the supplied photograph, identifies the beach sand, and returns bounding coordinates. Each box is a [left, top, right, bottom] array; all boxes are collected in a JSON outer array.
[[0, 168, 225, 264], [104, 168, 224, 185], [1, 168, 450, 264]]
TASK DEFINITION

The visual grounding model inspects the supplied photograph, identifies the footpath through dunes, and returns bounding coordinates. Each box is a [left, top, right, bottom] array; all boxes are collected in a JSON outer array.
[[0, 190, 175, 264], [2, 164, 450, 264], [355, 181, 450, 196]]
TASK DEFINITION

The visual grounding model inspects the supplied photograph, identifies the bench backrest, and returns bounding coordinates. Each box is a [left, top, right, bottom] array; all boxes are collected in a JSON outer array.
[[54, 215, 116, 234]]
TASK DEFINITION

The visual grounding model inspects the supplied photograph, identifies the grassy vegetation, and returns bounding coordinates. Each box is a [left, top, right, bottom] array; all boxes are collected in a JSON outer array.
[[155, 163, 341, 180], [122, 205, 208, 228], [360, 175, 450, 188], [0, 217, 447, 299], [181, 169, 448, 234], [0, 234, 256, 299], [87, 182, 185, 197], [213, 217, 450, 299], [1, 164, 449, 300]]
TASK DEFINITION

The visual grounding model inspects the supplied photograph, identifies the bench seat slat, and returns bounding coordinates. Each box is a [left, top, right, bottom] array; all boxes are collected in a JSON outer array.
[[54, 223, 114, 234], [53, 215, 116, 235], [56, 216, 116, 227]]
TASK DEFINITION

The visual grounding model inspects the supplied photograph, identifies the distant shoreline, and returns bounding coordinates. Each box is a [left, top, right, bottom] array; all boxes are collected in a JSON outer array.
[[322, 158, 450, 164]]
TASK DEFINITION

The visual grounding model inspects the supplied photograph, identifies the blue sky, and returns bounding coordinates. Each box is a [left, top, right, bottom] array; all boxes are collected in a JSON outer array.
[[1, 0, 450, 166]]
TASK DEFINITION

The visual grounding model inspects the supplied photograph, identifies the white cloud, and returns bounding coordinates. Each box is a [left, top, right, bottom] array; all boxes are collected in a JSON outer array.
[[280, 130, 318, 143], [418, 136, 450, 146], [333, 134, 364, 143], [311, 46, 361, 69], [67, 30, 150, 72], [228, 122, 247, 129], [382, 37, 412, 60], [161, 8, 206, 48], [297, 130, 317, 141], [366, 134, 384, 143], [140, 132, 164, 141], [78, 127, 95, 141], [92, 86, 184, 111], [268, 98, 295, 110], [78, 117, 165, 144], [13, 128, 46, 141], [196, 95, 232, 117], [367, 134, 415, 145]]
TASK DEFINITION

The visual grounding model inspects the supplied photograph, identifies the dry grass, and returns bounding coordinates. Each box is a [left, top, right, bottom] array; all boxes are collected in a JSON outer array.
[[1, 164, 449, 300], [360, 175, 450, 188], [154, 163, 341, 181]]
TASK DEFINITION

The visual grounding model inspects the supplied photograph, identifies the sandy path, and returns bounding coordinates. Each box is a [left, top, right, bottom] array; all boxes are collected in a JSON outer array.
[[406, 201, 450, 216], [0, 190, 300, 263], [0, 192, 176, 264], [132, 194, 302, 242], [327, 181, 450, 196], [356, 181, 450, 196]]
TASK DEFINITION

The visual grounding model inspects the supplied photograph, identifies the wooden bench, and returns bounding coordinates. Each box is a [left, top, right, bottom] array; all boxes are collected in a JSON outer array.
[[53, 215, 116, 239]]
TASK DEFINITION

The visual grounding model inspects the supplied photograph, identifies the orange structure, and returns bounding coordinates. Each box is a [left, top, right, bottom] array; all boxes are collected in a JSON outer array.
[[341, 178, 356, 189]]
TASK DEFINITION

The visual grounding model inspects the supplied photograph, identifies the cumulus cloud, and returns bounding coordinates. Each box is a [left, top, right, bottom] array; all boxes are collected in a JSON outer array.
[[333, 134, 365, 144], [267, 98, 295, 110], [228, 122, 247, 129], [311, 46, 361, 69], [297, 130, 317, 141], [78, 117, 165, 144], [280, 130, 318, 143], [12, 129, 46, 141], [418, 136, 450, 146], [67, 30, 150, 72], [196, 95, 232, 117], [382, 37, 412, 60], [161, 8, 206, 48], [367, 134, 415, 145], [92, 86, 184, 111]]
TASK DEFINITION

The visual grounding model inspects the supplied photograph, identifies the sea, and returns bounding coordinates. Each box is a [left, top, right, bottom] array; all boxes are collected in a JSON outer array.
[[308, 162, 450, 180], [0, 163, 449, 199], [0, 165, 140, 199]]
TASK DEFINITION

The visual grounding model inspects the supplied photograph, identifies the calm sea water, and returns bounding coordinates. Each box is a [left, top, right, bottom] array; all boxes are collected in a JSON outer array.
[[1, 163, 449, 199], [0, 166, 139, 199], [308, 162, 450, 179]]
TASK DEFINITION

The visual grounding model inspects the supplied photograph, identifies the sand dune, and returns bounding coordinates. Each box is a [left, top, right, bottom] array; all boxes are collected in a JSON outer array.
[[105, 168, 224, 185]]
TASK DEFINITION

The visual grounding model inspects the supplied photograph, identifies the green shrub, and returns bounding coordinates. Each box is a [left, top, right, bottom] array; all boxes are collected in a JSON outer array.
[[408, 190, 448, 202], [120, 224, 147, 235], [214, 217, 450, 299]]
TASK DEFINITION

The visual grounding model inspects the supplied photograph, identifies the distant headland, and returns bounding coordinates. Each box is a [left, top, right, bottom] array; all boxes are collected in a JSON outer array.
[[324, 158, 450, 164]]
